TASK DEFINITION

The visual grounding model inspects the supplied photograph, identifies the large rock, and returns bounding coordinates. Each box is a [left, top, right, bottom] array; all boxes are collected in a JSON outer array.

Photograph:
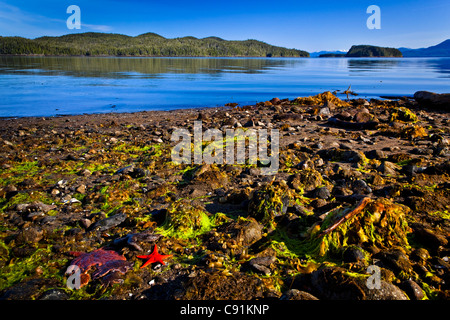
[[310, 267, 408, 300], [414, 91, 450, 110]]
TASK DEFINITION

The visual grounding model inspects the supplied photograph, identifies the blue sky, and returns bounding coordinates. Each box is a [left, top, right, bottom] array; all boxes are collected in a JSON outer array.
[[0, 0, 449, 52]]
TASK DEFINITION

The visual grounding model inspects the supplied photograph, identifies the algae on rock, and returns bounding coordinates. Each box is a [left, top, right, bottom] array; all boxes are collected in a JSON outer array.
[[248, 181, 294, 228], [157, 199, 213, 239], [304, 198, 412, 258]]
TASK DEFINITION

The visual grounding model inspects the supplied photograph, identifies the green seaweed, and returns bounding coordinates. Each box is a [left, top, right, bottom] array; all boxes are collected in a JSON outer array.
[[248, 181, 293, 228], [157, 199, 217, 239], [0, 244, 68, 293], [390, 107, 418, 123]]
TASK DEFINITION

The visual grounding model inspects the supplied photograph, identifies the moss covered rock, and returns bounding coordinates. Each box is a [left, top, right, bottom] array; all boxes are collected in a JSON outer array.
[[159, 199, 212, 239], [248, 181, 293, 227], [306, 198, 412, 257]]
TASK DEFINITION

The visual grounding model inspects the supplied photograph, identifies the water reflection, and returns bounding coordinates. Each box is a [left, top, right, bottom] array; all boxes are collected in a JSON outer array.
[[347, 58, 400, 72], [424, 58, 450, 77], [347, 58, 450, 77], [0, 56, 306, 79]]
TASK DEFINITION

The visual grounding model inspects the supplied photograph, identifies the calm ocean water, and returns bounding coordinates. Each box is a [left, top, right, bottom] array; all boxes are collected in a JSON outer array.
[[0, 56, 449, 117]]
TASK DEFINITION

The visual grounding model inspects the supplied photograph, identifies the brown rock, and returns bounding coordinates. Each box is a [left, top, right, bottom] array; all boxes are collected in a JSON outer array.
[[15, 227, 44, 245], [280, 289, 319, 300], [414, 91, 450, 110]]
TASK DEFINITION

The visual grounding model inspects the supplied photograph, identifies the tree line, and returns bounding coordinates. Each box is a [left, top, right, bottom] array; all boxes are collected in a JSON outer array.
[[0, 32, 309, 57]]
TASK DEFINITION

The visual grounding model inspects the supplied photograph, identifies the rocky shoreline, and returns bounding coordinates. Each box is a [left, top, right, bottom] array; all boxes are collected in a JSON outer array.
[[0, 91, 449, 300]]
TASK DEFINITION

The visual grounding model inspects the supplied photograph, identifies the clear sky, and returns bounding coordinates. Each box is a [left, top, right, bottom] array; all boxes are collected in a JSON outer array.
[[0, 0, 449, 52]]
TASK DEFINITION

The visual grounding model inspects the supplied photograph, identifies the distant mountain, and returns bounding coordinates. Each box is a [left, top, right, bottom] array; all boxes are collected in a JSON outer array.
[[346, 45, 402, 57], [318, 53, 347, 58], [0, 32, 309, 57], [310, 50, 347, 58], [399, 39, 450, 57]]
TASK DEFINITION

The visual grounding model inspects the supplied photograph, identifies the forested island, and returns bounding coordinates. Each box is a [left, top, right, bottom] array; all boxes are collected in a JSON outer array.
[[346, 45, 403, 57], [0, 32, 309, 57]]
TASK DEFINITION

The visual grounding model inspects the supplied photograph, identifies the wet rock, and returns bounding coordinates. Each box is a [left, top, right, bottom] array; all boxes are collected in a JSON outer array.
[[314, 186, 331, 199], [39, 289, 70, 300], [270, 97, 281, 105], [310, 267, 408, 300], [0, 278, 56, 300], [399, 279, 425, 300], [243, 119, 255, 127], [332, 185, 353, 197], [341, 150, 367, 164], [355, 110, 374, 123], [182, 271, 271, 300], [288, 169, 323, 192], [2, 185, 18, 199], [410, 223, 448, 250], [207, 217, 263, 253], [76, 184, 86, 194], [191, 164, 228, 189], [16, 201, 57, 214], [343, 246, 366, 263], [377, 161, 400, 176], [247, 256, 276, 275], [280, 289, 319, 300], [88, 212, 127, 232], [374, 250, 413, 279], [352, 179, 372, 195], [410, 248, 431, 263], [112, 229, 162, 251], [15, 226, 44, 245], [310, 267, 365, 300], [365, 149, 386, 160], [414, 91, 450, 110], [248, 182, 291, 226], [327, 117, 378, 130], [364, 280, 409, 300], [318, 106, 331, 116], [115, 165, 148, 178], [79, 218, 92, 229], [334, 111, 352, 121], [390, 107, 418, 123]]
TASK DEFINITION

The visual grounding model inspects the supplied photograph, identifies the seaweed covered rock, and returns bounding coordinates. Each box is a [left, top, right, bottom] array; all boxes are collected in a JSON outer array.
[[288, 169, 323, 192], [182, 270, 272, 299], [305, 198, 412, 257], [248, 181, 293, 227], [293, 91, 351, 107], [191, 164, 229, 189], [309, 267, 408, 300], [390, 107, 418, 123], [204, 217, 263, 255], [159, 199, 212, 239]]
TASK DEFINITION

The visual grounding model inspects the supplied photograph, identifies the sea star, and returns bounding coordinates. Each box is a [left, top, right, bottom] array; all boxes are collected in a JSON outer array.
[[137, 244, 172, 268]]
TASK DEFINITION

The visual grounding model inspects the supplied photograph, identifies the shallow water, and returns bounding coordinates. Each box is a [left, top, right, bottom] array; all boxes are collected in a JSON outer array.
[[0, 56, 449, 117]]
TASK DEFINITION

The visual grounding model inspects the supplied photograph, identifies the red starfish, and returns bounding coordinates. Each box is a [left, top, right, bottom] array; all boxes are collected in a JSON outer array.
[[137, 244, 172, 269]]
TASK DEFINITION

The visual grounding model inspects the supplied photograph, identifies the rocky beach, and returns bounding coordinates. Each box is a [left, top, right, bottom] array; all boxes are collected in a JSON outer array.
[[0, 91, 449, 300]]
